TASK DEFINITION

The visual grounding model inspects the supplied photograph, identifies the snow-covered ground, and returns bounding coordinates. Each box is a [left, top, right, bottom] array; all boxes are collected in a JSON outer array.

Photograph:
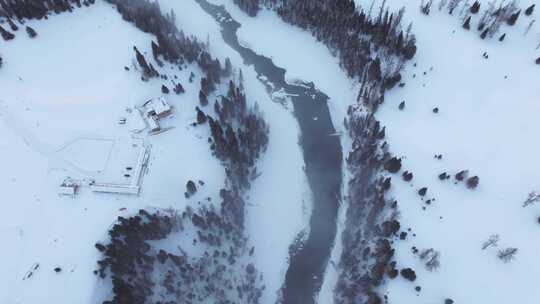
[[0, 1, 307, 303], [202, 0, 540, 303], [3, 0, 540, 303], [364, 1, 540, 303]]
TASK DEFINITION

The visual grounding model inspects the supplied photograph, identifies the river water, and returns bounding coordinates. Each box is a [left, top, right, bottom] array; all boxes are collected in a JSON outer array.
[[195, 1, 343, 303]]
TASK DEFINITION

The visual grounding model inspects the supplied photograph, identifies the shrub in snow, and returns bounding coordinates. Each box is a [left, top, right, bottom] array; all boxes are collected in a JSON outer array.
[[173, 82, 185, 94], [418, 187, 428, 196], [466, 176, 479, 189], [185, 180, 197, 198], [498, 247, 518, 263], [522, 191, 540, 207], [400, 268, 417, 281], [399, 101, 406, 110], [403, 171, 414, 181], [536, 57, 540, 65], [25, 26, 37, 38], [481, 234, 500, 250], [439, 172, 449, 180], [445, 299, 455, 304], [455, 170, 468, 181], [463, 16, 471, 30], [161, 84, 169, 94], [384, 157, 402, 173], [499, 33, 506, 41], [433, 107, 439, 113], [418, 248, 441, 271]]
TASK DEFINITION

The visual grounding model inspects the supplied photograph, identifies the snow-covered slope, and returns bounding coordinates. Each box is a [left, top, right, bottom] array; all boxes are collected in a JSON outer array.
[[202, 0, 540, 303], [354, 1, 540, 303], [2, 0, 540, 303]]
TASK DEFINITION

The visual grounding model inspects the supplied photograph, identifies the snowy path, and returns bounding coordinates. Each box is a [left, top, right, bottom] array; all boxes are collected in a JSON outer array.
[[0, 101, 99, 178]]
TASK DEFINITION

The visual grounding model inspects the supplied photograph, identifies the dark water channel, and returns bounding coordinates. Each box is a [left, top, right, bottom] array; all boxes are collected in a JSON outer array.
[[195, 1, 343, 303]]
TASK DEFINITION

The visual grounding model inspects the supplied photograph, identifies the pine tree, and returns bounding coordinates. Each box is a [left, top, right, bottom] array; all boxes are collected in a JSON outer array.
[[26, 26, 37, 38], [470, 1, 480, 14], [507, 10, 520, 26], [463, 16, 471, 30], [525, 4, 535, 16]]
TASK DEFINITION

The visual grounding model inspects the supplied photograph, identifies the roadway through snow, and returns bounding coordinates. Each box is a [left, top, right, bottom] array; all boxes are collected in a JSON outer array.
[[194, 2, 343, 303]]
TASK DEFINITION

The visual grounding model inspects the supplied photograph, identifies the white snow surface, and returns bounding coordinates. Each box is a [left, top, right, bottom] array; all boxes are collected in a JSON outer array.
[[364, 1, 540, 303], [3, 0, 540, 303], [0, 1, 307, 303], [210, 0, 540, 303]]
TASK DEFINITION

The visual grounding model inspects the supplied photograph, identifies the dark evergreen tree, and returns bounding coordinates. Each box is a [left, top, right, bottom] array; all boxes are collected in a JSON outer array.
[[161, 84, 169, 94], [463, 16, 471, 30], [0, 24, 15, 40], [525, 4, 535, 16], [199, 90, 208, 106], [7, 18, 18, 31], [507, 10, 520, 26], [470, 1, 480, 14], [480, 28, 489, 39], [25, 26, 37, 38]]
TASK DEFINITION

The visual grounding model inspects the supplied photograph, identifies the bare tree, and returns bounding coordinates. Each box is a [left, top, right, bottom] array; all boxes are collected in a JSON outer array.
[[523, 191, 540, 207], [438, 0, 448, 11], [419, 248, 441, 271], [497, 247, 518, 263], [447, 0, 464, 15], [524, 20, 535, 35], [481, 234, 500, 250]]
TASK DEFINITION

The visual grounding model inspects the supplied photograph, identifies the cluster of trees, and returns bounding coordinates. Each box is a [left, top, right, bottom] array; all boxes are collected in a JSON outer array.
[[422, 0, 533, 41], [0, 0, 95, 19], [204, 80, 269, 191], [337, 110, 402, 304], [269, 0, 416, 80], [107, 0, 225, 90], [96, 80, 269, 303], [95, 209, 175, 303], [96, 207, 263, 304]]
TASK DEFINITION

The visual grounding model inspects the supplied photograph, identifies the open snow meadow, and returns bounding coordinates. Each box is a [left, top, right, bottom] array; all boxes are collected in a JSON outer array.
[[1, 0, 539, 303]]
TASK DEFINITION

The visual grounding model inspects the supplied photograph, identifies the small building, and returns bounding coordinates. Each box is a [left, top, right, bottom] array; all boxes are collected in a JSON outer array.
[[138, 96, 173, 134], [58, 178, 79, 197], [142, 96, 172, 118]]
